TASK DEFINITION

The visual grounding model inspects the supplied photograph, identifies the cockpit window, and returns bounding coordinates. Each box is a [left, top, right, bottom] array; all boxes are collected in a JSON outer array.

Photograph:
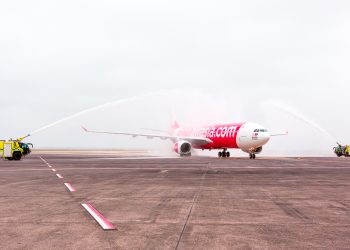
[[255, 129, 268, 132]]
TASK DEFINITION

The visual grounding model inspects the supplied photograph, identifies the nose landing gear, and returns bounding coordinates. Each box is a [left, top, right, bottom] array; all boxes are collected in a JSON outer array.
[[218, 149, 230, 158], [249, 153, 256, 159]]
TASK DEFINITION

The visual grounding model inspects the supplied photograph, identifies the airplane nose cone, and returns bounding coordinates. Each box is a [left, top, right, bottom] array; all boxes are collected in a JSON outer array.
[[260, 133, 270, 145]]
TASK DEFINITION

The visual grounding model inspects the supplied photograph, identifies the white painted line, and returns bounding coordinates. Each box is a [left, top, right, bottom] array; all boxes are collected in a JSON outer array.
[[39, 157, 47, 163], [56, 174, 63, 179], [81, 203, 116, 230], [64, 183, 76, 192], [52, 168, 57, 172], [47, 164, 52, 168]]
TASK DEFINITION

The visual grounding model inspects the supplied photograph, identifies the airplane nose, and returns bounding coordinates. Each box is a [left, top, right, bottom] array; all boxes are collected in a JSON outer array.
[[260, 133, 270, 144]]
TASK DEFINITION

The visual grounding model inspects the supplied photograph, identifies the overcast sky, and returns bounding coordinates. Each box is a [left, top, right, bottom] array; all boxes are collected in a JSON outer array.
[[1, 0, 349, 155]]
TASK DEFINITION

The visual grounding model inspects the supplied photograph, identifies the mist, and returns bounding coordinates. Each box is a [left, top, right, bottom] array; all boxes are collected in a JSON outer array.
[[1, 0, 350, 156]]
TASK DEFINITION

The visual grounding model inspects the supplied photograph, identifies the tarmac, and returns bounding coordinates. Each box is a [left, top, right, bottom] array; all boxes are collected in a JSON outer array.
[[1, 151, 350, 249]]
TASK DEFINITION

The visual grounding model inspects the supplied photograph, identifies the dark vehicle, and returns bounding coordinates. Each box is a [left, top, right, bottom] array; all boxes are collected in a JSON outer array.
[[334, 143, 350, 157]]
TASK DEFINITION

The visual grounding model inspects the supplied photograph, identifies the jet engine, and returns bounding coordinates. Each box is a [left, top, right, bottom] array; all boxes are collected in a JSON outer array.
[[174, 141, 192, 157]]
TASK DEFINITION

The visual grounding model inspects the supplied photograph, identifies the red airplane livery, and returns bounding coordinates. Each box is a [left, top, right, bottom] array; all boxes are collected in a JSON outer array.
[[82, 121, 286, 159]]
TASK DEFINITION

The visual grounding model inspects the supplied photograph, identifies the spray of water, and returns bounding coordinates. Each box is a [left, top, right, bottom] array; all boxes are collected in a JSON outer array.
[[29, 88, 206, 137], [264, 100, 337, 142], [30, 90, 174, 136], [30, 96, 136, 135]]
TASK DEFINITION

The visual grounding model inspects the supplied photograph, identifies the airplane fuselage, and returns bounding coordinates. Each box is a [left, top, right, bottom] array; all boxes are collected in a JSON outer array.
[[175, 122, 270, 152]]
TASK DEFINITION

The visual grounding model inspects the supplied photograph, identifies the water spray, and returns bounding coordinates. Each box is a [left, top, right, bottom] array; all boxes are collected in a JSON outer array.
[[30, 95, 140, 136], [27, 88, 204, 138], [264, 100, 337, 142]]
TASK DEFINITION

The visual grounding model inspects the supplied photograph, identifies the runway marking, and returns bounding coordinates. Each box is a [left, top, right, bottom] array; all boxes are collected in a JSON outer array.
[[81, 203, 116, 230], [47, 164, 52, 168], [56, 174, 63, 179], [51, 168, 57, 172], [64, 183, 76, 192], [39, 157, 47, 164]]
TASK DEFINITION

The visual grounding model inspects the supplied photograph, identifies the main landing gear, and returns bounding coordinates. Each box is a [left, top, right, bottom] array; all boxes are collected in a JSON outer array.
[[249, 153, 256, 159], [218, 149, 230, 158]]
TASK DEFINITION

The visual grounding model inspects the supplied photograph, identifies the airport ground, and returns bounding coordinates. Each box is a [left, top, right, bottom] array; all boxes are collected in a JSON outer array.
[[1, 150, 350, 249]]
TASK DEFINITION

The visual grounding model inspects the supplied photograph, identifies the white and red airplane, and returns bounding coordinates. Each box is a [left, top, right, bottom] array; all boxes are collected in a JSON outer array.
[[82, 121, 286, 159]]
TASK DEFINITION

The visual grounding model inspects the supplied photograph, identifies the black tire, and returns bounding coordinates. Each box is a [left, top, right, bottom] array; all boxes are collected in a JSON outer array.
[[226, 152, 230, 158], [249, 154, 252, 159], [218, 152, 222, 158], [252, 154, 256, 159], [13, 152, 22, 161], [7, 157, 13, 161]]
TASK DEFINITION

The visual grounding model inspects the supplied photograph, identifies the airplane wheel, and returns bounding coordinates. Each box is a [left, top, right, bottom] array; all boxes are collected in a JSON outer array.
[[249, 154, 252, 159], [226, 152, 230, 157], [218, 152, 222, 157], [252, 154, 256, 159]]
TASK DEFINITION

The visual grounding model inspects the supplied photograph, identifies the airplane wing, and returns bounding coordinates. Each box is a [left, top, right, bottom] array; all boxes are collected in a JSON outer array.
[[82, 126, 212, 146], [270, 131, 289, 136]]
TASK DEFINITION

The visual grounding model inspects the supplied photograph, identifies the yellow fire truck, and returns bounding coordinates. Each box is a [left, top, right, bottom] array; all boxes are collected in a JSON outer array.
[[333, 143, 350, 157], [0, 136, 33, 161]]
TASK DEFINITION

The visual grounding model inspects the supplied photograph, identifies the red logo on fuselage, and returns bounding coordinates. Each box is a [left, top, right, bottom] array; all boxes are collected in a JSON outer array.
[[177, 123, 244, 149]]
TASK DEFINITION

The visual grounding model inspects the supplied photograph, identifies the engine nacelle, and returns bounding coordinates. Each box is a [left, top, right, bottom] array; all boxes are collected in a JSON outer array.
[[173, 141, 192, 156], [241, 146, 263, 154]]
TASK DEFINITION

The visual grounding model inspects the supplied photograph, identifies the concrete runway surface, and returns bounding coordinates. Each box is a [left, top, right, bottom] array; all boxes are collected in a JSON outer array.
[[1, 151, 350, 249]]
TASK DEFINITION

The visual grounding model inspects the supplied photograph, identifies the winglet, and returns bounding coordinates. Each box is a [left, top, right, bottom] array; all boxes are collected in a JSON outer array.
[[81, 126, 88, 132]]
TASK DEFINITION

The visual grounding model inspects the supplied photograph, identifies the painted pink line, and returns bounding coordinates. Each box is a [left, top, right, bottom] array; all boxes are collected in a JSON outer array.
[[64, 183, 76, 192], [81, 203, 116, 230], [52, 168, 56, 172], [56, 174, 63, 179]]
